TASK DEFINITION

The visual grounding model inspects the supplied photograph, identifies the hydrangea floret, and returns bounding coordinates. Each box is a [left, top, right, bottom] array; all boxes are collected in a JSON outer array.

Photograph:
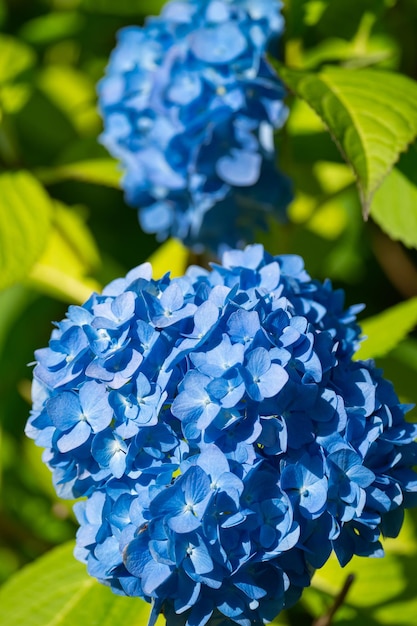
[[26, 244, 417, 626], [98, 0, 292, 252]]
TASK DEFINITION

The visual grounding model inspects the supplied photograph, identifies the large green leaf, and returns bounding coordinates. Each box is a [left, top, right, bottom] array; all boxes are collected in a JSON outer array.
[[274, 63, 417, 214], [370, 141, 417, 248], [0, 171, 53, 291], [27, 201, 101, 304], [355, 297, 417, 360], [0, 542, 162, 626]]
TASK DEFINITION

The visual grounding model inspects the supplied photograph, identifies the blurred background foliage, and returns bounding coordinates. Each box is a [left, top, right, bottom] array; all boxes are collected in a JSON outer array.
[[1, 0, 417, 624]]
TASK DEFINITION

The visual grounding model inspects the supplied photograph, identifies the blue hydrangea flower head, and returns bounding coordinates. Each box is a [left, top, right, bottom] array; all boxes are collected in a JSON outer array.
[[27, 244, 417, 626], [98, 0, 292, 253]]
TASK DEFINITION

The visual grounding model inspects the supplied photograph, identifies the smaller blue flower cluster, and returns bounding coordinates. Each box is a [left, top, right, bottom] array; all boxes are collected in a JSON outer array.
[[26, 245, 417, 626], [98, 0, 292, 252]]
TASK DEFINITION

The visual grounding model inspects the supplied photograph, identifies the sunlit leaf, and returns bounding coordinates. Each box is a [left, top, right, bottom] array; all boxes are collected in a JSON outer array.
[[37, 65, 100, 135], [0, 34, 35, 84], [0, 83, 32, 114], [0, 541, 162, 626], [306, 162, 354, 239], [310, 511, 417, 625], [37, 159, 122, 189], [274, 63, 417, 215], [370, 141, 417, 249], [27, 201, 101, 304], [355, 297, 417, 360], [376, 339, 417, 404], [19, 12, 85, 45], [148, 238, 189, 279], [0, 171, 52, 291]]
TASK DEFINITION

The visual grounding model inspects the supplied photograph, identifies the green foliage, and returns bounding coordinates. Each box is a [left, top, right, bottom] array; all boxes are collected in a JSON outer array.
[[1, 0, 417, 625], [148, 238, 189, 279], [371, 141, 417, 248], [305, 510, 417, 625], [274, 63, 417, 216], [19, 12, 85, 46], [0, 34, 35, 85], [26, 201, 102, 304], [355, 297, 417, 360], [0, 171, 52, 291], [37, 159, 122, 189], [81, 0, 166, 15], [0, 541, 162, 626]]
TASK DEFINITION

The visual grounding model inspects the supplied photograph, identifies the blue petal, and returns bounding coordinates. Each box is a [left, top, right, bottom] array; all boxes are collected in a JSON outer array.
[[191, 23, 247, 64], [57, 420, 91, 453], [47, 392, 82, 431], [216, 149, 262, 186]]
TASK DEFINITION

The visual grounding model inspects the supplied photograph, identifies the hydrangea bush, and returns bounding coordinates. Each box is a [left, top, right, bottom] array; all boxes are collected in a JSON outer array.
[[98, 0, 292, 252], [26, 244, 417, 626]]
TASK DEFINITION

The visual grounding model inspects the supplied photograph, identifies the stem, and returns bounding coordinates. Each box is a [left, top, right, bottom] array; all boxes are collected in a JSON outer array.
[[312, 574, 355, 626], [371, 224, 417, 298]]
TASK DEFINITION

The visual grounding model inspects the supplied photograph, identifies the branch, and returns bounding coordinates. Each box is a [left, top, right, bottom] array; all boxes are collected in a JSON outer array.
[[312, 574, 355, 626]]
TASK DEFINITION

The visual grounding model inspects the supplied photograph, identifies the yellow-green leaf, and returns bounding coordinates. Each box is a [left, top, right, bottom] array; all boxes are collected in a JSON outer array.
[[37, 65, 100, 135], [19, 12, 84, 45], [37, 159, 122, 189], [274, 63, 417, 215], [370, 141, 417, 248], [148, 238, 189, 279], [0, 34, 35, 84], [355, 297, 417, 360], [27, 202, 101, 304], [310, 511, 417, 625], [0, 171, 52, 291], [0, 542, 162, 626]]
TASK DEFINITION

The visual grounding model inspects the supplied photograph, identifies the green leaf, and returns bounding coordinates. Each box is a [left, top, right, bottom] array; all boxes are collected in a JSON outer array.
[[0, 34, 35, 84], [19, 12, 85, 45], [309, 511, 417, 625], [0, 284, 34, 355], [37, 65, 100, 136], [0, 171, 53, 291], [355, 297, 417, 360], [1, 83, 32, 114], [148, 238, 189, 279], [27, 201, 101, 304], [81, 0, 165, 14], [0, 541, 162, 626], [37, 159, 122, 189], [274, 63, 417, 214], [375, 339, 417, 404], [370, 141, 417, 248]]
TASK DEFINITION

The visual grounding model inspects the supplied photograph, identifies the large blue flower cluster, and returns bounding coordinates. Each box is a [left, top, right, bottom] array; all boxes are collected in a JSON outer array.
[[98, 0, 292, 252], [26, 245, 417, 626]]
